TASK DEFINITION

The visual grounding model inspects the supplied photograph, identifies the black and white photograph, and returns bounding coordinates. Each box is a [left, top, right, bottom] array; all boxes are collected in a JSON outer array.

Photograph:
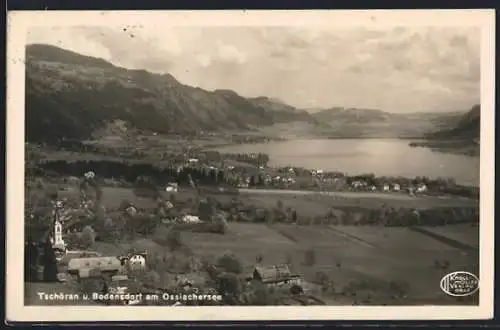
[[6, 9, 495, 322]]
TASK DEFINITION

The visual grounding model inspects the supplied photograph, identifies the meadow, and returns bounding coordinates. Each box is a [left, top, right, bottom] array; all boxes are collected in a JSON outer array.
[[27, 178, 480, 305]]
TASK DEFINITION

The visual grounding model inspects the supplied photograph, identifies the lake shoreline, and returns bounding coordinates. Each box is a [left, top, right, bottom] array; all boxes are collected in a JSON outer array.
[[212, 138, 480, 187], [408, 140, 480, 157]]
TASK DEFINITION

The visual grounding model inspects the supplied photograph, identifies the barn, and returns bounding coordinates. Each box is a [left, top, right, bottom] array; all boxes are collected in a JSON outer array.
[[67, 257, 122, 278], [252, 264, 302, 287]]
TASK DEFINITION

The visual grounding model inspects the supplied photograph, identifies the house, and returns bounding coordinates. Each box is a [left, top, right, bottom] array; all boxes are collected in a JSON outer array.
[[163, 201, 174, 209], [67, 257, 122, 278], [351, 180, 363, 189], [416, 184, 428, 193], [188, 158, 199, 164], [311, 169, 324, 176], [128, 254, 147, 271], [393, 183, 401, 192], [264, 175, 272, 184], [84, 171, 95, 180], [125, 205, 138, 217], [165, 182, 179, 193], [382, 183, 390, 192], [182, 215, 202, 224], [252, 264, 302, 287]]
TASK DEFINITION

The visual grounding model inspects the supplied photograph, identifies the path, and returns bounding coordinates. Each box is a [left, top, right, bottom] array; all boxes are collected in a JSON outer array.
[[237, 188, 471, 203]]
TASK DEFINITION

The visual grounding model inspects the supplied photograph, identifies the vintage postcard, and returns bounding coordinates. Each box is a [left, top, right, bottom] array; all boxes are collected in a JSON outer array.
[[6, 9, 495, 322]]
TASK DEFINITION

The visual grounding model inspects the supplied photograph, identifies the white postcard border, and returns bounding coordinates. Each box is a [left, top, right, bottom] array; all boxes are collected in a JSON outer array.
[[6, 9, 495, 322]]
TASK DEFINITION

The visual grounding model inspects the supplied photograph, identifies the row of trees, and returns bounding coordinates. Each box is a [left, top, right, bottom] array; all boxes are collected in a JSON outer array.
[[37, 158, 478, 199]]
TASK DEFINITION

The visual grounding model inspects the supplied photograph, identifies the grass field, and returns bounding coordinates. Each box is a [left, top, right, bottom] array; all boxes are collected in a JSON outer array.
[[28, 182, 480, 305], [418, 224, 479, 248], [182, 221, 479, 305], [239, 189, 478, 210]]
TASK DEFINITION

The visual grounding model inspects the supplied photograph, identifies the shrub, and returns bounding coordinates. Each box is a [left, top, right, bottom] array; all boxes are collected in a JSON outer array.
[[79, 277, 106, 295], [210, 213, 229, 234], [166, 229, 183, 251], [388, 280, 410, 298], [290, 284, 304, 295], [216, 272, 243, 297], [217, 253, 243, 274], [315, 271, 329, 285], [276, 200, 284, 211]]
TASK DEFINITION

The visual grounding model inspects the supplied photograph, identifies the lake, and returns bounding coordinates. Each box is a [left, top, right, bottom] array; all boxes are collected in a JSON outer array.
[[215, 139, 480, 186]]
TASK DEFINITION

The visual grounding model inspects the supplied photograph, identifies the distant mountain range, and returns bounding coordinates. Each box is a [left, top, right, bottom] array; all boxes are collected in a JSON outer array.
[[407, 105, 480, 156], [308, 106, 467, 139], [425, 104, 480, 140], [25, 44, 476, 143], [25, 44, 318, 143]]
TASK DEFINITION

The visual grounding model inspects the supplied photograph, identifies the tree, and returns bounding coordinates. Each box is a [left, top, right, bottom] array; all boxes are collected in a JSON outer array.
[[166, 229, 183, 251], [217, 253, 243, 274], [211, 213, 229, 234], [276, 200, 284, 212], [265, 209, 274, 225], [80, 226, 96, 249], [303, 249, 316, 267], [42, 240, 58, 282], [198, 199, 215, 221]]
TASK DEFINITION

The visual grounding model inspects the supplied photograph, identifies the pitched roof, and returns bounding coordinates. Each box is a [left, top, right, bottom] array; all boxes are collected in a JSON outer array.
[[254, 264, 298, 283], [68, 257, 122, 272]]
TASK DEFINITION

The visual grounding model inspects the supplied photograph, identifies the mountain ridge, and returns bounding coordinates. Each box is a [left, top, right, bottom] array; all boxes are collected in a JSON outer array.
[[425, 104, 480, 140], [25, 44, 318, 143], [25, 43, 474, 143]]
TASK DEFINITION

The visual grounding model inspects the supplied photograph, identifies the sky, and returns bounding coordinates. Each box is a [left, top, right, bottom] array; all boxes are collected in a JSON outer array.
[[27, 25, 481, 113]]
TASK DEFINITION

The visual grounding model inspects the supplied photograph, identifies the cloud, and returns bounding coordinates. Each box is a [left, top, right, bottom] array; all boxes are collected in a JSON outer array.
[[215, 41, 247, 64], [26, 25, 480, 112], [195, 54, 212, 67]]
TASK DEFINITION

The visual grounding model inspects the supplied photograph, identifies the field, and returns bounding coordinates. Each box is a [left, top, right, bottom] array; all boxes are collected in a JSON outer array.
[[28, 181, 480, 305], [418, 224, 479, 248], [183, 221, 478, 305], [239, 189, 478, 210]]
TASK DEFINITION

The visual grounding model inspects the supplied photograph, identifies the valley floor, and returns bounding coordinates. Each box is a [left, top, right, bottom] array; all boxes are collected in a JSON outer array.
[[25, 181, 480, 306]]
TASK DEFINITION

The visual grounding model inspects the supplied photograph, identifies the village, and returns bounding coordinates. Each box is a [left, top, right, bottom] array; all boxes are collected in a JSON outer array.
[[24, 137, 480, 307], [25, 168, 338, 307]]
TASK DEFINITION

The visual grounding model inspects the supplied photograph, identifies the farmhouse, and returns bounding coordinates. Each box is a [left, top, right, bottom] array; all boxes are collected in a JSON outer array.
[[67, 257, 122, 278], [182, 214, 202, 224], [416, 184, 428, 193], [252, 264, 302, 287], [127, 254, 147, 271], [165, 182, 179, 193]]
